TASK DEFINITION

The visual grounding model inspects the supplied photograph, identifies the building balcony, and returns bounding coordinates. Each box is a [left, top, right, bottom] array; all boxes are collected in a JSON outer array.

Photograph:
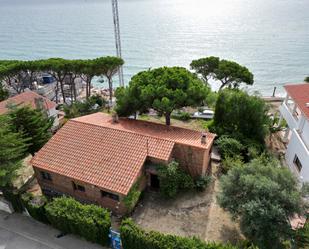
[[279, 101, 299, 130]]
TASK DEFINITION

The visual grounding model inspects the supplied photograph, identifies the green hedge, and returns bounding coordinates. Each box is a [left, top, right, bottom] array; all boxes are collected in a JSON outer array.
[[21, 193, 49, 224], [2, 189, 23, 212], [120, 219, 238, 249], [45, 197, 111, 246]]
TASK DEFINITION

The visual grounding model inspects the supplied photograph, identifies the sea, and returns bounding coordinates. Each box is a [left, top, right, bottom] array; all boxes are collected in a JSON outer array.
[[0, 0, 308, 95]]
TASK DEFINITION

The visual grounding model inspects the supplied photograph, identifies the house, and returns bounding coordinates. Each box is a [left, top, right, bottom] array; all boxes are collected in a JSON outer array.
[[31, 112, 215, 214], [0, 91, 59, 128], [279, 83, 309, 182]]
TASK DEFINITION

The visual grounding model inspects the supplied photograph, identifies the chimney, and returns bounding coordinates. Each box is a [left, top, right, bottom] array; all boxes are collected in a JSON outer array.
[[112, 113, 119, 123], [201, 132, 207, 144]]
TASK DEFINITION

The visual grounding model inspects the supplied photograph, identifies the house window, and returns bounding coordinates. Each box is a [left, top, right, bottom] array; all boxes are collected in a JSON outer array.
[[41, 171, 52, 181], [72, 182, 85, 192], [293, 155, 303, 172], [100, 190, 119, 201]]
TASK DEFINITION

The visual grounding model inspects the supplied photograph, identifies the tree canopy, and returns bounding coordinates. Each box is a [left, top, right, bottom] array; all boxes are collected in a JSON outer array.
[[217, 157, 303, 249], [190, 57, 254, 90], [305, 76, 309, 83], [0, 56, 124, 103], [115, 67, 209, 125], [8, 105, 54, 155], [0, 82, 9, 101], [213, 89, 270, 144], [0, 115, 29, 187]]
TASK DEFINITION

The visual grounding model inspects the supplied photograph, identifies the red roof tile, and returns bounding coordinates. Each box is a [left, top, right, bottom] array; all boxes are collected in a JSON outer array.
[[74, 113, 215, 149], [0, 91, 56, 115], [31, 112, 215, 195], [284, 83, 309, 121]]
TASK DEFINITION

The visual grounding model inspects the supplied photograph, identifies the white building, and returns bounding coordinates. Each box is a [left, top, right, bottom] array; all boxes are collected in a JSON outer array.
[[279, 83, 309, 182], [0, 91, 59, 129]]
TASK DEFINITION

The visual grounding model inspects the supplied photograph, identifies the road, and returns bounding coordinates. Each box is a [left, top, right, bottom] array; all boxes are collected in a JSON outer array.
[[0, 211, 106, 249]]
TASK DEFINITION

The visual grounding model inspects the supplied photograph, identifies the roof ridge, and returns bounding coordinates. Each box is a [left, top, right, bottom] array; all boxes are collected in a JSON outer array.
[[70, 118, 176, 146], [70, 116, 214, 149]]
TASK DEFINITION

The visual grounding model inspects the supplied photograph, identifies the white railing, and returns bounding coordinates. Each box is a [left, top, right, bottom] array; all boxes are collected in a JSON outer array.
[[279, 102, 298, 130]]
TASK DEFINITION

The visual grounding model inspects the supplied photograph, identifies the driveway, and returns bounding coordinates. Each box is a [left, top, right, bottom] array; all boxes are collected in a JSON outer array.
[[0, 211, 106, 249]]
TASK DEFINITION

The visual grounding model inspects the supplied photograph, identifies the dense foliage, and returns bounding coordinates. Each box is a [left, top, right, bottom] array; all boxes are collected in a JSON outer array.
[[0, 115, 29, 187], [305, 76, 309, 83], [123, 182, 142, 213], [45, 197, 111, 246], [0, 82, 9, 101], [21, 193, 49, 224], [0, 57, 124, 103], [63, 94, 107, 118], [157, 161, 194, 198], [8, 106, 54, 155], [217, 156, 303, 249], [215, 135, 244, 159], [190, 56, 254, 89], [120, 218, 238, 249], [214, 89, 270, 144], [294, 221, 309, 248], [115, 67, 209, 125]]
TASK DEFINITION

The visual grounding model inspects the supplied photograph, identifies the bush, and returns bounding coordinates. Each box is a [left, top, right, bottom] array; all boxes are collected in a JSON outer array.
[[293, 222, 309, 248], [123, 182, 141, 213], [221, 157, 244, 174], [21, 193, 49, 224], [172, 111, 191, 121], [45, 197, 111, 246], [120, 218, 238, 249], [195, 175, 212, 191], [216, 136, 244, 159], [158, 161, 194, 198]]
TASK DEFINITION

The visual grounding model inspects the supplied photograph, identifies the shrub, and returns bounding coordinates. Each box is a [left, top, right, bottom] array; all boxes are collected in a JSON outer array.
[[158, 161, 194, 198], [123, 182, 141, 213], [221, 156, 244, 174], [21, 193, 49, 224], [172, 111, 191, 121], [195, 175, 212, 191], [216, 136, 244, 159], [45, 197, 111, 246], [120, 218, 238, 249], [293, 222, 309, 248]]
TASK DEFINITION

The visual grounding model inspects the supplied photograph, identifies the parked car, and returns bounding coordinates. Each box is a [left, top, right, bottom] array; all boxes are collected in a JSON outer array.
[[192, 109, 214, 120]]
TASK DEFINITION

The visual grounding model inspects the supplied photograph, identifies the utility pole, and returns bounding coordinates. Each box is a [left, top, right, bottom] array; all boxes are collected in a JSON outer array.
[[111, 0, 124, 87]]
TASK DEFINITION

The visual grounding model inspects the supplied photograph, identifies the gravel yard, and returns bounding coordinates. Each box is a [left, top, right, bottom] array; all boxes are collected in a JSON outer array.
[[132, 163, 244, 244]]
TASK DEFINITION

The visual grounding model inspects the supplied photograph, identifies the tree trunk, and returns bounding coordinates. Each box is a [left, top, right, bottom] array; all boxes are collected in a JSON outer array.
[[55, 81, 59, 103], [60, 80, 66, 104], [108, 78, 113, 107], [165, 113, 171, 126]]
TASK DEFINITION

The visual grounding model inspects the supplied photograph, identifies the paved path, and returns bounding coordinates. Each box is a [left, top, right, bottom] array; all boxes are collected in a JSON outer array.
[[0, 211, 106, 249]]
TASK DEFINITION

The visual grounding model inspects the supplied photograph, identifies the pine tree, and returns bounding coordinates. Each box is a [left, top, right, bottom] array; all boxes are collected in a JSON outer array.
[[8, 105, 54, 155], [0, 115, 29, 187]]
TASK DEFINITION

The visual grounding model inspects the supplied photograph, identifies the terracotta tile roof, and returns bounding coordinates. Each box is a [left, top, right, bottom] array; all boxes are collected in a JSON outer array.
[[0, 91, 56, 115], [31, 112, 215, 195], [31, 119, 174, 195], [285, 83, 309, 121], [74, 113, 215, 149]]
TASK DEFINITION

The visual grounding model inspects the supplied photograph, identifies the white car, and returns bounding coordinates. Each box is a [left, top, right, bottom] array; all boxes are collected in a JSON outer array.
[[192, 109, 214, 120]]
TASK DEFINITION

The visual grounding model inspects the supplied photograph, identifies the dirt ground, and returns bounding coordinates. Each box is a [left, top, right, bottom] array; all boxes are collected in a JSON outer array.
[[132, 163, 243, 244]]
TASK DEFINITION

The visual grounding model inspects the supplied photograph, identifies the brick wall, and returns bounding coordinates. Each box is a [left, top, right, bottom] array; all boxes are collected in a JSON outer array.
[[33, 167, 129, 214], [171, 143, 211, 177]]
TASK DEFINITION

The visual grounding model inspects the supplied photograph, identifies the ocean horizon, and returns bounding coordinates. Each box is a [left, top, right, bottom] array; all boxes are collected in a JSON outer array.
[[0, 0, 308, 95]]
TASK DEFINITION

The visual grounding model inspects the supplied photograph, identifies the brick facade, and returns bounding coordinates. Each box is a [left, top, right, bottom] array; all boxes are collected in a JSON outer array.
[[34, 168, 129, 214], [34, 139, 213, 215]]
